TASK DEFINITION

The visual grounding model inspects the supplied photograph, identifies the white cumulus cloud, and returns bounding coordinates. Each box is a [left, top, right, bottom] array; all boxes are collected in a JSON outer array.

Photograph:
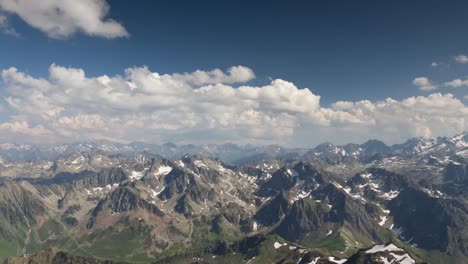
[[413, 77, 438, 91], [0, 0, 128, 38], [444, 78, 468, 88], [0, 64, 467, 146], [455, 54, 468, 64]]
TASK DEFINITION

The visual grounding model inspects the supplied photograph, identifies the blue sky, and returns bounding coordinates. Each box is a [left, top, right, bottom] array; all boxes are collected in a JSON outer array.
[[0, 0, 467, 146]]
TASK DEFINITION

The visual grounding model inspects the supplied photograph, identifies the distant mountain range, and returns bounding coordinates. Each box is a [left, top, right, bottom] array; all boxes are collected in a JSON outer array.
[[0, 132, 466, 263], [0, 131, 466, 163]]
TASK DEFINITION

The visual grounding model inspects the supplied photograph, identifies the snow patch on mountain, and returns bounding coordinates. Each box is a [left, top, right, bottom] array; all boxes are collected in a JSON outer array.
[[129, 167, 149, 181], [154, 165, 172, 177], [328, 256, 347, 264], [380, 190, 400, 200], [366, 243, 415, 264], [273, 242, 287, 249], [366, 243, 403, 253]]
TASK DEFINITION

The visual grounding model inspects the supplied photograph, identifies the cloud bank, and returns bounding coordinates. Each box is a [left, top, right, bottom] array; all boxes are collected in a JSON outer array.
[[0, 65, 467, 146], [0, 0, 128, 38]]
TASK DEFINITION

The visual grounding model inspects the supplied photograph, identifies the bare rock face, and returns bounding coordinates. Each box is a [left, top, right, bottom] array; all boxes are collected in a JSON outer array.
[[389, 187, 468, 255], [253, 192, 290, 226]]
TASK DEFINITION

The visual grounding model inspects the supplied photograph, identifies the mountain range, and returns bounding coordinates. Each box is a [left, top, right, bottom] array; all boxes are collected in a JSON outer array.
[[0, 132, 466, 263], [1, 131, 466, 164]]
